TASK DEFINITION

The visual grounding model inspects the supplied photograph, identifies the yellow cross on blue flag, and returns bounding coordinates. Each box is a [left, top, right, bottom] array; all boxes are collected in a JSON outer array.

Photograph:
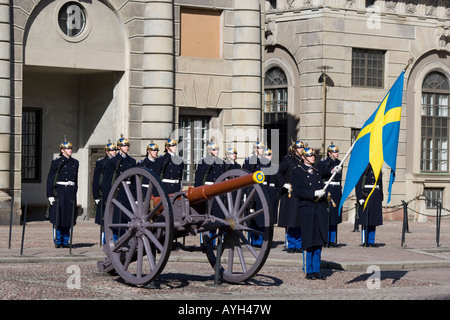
[[339, 71, 405, 214]]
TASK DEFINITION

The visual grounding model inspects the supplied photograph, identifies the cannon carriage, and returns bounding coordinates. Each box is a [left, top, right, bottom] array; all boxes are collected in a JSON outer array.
[[97, 167, 273, 285]]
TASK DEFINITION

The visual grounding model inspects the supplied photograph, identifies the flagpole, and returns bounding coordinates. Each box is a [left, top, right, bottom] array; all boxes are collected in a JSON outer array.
[[321, 141, 356, 192]]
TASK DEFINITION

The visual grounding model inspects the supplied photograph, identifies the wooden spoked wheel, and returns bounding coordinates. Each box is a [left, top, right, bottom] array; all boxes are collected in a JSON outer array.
[[103, 167, 174, 285], [202, 169, 273, 283]]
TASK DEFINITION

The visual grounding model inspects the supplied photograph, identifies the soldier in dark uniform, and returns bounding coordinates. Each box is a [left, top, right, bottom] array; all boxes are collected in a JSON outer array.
[[292, 147, 328, 280], [356, 163, 383, 247], [242, 140, 264, 173], [101, 134, 136, 240], [277, 140, 304, 253], [92, 140, 117, 226], [225, 147, 241, 171], [154, 138, 184, 194], [194, 140, 225, 188], [46, 138, 79, 248], [138, 140, 160, 172], [137, 141, 160, 197], [194, 140, 226, 245], [242, 140, 265, 246], [194, 139, 225, 214], [317, 143, 343, 247], [261, 148, 280, 226]]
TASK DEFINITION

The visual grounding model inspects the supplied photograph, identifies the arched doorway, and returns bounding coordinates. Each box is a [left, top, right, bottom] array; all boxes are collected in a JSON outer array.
[[21, 0, 127, 219]]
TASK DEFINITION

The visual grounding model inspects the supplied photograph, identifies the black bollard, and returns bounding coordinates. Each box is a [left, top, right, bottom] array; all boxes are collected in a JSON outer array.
[[401, 200, 407, 247], [20, 203, 28, 255]]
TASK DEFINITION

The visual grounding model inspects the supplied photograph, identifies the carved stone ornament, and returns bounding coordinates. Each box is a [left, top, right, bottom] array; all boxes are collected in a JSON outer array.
[[265, 20, 277, 47]]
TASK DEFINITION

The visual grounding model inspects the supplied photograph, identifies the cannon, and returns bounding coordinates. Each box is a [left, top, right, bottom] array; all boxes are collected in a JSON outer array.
[[97, 167, 273, 285]]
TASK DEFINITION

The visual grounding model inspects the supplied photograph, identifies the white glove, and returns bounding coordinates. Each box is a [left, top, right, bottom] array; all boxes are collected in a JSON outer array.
[[314, 189, 326, 199], [94, 199, 100, 205], [359, 199, 365, 206], [283, 183, 292, 192], [333, 166, 342, 174], [48, 197, 55, 205]]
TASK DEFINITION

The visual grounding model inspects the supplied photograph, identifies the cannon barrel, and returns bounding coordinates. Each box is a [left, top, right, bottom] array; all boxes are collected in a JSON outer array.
[[185, 170, 265, 205], [151, 170, 265, 206]]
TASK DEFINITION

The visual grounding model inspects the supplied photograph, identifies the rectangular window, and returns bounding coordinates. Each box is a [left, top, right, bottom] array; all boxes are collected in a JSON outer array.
[[264, 88, 287, 113], [22, 108, 42, 182], [421, 93, 449, 172], [180, 7, 222, 59], [179, 116, 208, 184], [352, 48, 385, 88], [351, 128, 361, 144], [424, 188, 443, 209]]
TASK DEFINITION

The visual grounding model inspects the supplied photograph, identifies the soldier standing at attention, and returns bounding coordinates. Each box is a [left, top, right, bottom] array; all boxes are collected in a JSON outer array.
[[277, 140, 304, 253], [242, 140, 265, 247], [317, 143, 343, 247], [292, 147, 328, 280], [154, 138, 184, 194], [194, 140, 225, 244], [261, 148, 280, 227], [225, 147, 241, 171], [92, 140, 117, 243], [137, 140, 160, 197], [101, 134, 136, 240], [137, 140, 160, 172], [92, 141, 117, 226], [46, 138, 79, 248], [242, 140, 264, 173], [194, 139, 225, 188], [356, 163, 383, 247]]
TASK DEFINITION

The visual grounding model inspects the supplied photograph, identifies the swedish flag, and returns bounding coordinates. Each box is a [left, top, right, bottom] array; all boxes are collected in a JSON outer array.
[[339, 71, 405, 214]]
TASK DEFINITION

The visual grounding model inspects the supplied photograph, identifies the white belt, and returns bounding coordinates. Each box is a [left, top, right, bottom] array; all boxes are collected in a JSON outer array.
[[263, 182, 276, 187], [162, 179, 179, 184], [142, 184, 149, 188], [329, 182, 340, 186], [204, 181, 214, 185], [57, 181, 75, 186], [364, 185, 379, 189]]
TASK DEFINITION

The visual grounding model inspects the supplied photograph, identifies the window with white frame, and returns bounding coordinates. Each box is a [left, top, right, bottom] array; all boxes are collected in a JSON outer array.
[[264, 67, 287, 113], [424, 188, 443, 209], [179, 116, 208, 184], [421, 72, 449, 172]]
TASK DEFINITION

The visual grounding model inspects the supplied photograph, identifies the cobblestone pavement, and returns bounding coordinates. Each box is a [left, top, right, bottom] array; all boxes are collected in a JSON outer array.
[[1, 219, 450, 301]]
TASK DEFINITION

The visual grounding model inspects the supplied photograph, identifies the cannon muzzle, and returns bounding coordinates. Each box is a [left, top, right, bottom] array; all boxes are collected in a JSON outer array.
[[185, 170, 265, 204]]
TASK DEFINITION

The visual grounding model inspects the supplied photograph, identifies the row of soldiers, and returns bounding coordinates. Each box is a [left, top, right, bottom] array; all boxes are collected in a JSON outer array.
[[46, 135, 383, 279]]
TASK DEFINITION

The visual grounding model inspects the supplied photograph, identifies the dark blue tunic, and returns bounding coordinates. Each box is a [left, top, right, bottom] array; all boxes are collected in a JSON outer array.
[[317, 156, 343, 226], [276, 154, 302, 228], [101, 152, 136, 224], [46, 156, 79, 228], [356, 164, 383, 227], [194, 155, 226, 217], [92, 155, 108, 225], [154, 153, 184, 194], [292, 162, 328, 249]]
